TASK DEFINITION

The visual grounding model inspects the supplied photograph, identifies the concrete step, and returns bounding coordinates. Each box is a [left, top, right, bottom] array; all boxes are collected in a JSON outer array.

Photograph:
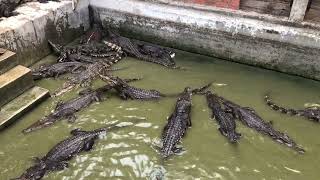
[[0, 65, 34, 107], [0, 48, 17, 75], [0, 86, 50, 130]]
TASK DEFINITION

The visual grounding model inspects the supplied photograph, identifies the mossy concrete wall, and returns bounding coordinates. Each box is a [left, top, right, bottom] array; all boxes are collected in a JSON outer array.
[[90, 0, 320, 81], [0, 0, 90, 67]]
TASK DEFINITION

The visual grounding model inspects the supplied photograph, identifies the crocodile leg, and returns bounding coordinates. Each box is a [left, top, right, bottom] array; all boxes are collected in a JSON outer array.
[[49, 161, 69, 171], [172, 146, 183, 154], [67, 114, 77, 123], [83, 139, 95, 151]]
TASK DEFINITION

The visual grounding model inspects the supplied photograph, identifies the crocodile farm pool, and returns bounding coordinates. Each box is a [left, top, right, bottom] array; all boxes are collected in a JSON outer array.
[[1, 49, 320, 179], [1, 0, 320, 180]]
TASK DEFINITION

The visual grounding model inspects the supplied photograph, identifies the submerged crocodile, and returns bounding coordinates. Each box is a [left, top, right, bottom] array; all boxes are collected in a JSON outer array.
[[205, 91, 241, 143], [32, 62, 86, 80], [160, 84, 211, 158], [52, 61, 110, 97], [0, 0, 58, 19], [108, 31, 177, 68], [222, 96, 305, 153], [22, 85, 111, 133], [264, 93, 320, 122], [16, 124, 125, 180], [104, 76, 165, 100]]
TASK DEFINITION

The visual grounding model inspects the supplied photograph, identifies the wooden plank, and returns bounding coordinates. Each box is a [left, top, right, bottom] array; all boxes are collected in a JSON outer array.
[[289, 0, 309, 21], [240, 0, 291, 17]]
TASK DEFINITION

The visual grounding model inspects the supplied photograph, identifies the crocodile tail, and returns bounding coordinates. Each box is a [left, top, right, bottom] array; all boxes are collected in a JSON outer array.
[[13, 161, 47, 180], [48, 40, 63, 55], [96, 119, 145, 133], [123, 78, 142, 83], [22, 114, 58, 134], [52, 83, 75, 97], [293, 144, 306, 154], [192, 82, 212, 95], [264, 93, 301, 116], [270, 130, 305, 154], [103, 40, 124, 55]]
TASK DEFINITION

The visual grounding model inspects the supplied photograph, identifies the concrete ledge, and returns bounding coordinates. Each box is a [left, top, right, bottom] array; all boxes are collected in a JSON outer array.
[[0, 86, 50, 130], [90, 0, 320, 81], [0, 0, 90, 66], [142, 0, 320, 30], [0, 65, 34, 107], [0, 49, 17, 75]]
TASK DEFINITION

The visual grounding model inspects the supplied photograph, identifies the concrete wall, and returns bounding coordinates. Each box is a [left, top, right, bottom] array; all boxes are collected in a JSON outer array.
[[90, 0, 320, 81], [0, 0, 90, 66]]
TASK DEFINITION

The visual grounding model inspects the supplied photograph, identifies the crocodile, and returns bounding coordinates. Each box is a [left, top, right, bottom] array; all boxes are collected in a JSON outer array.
[[16, 124, 125, 180], [161, 87, 193, 158], [23, 77, 140, 133], [107, 31, 177, 68], [22, 85, 112, 133], [160, 84, 211, 158], [48, 40, 123, 64], [135, 41, 175, 63], [0, 0, 59, 19], [104, 76, 166, 100], [32, 62, 86, 80], [52, 61, 111, 97], [222, 96, 305, 153], [205, 91, 241, 143], [264, 93, 320, 122]]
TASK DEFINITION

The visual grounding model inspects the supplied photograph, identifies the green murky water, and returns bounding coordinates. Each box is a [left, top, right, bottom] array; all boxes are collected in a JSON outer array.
[[1, 50, 320, 180]]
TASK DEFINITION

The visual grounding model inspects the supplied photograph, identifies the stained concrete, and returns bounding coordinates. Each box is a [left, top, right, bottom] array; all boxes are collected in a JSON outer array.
[[90, 0, 320, 81], [0, 0, 90, 67], [0, 65, 34, 107], [0, 49, 17, 75], [0, 86, 49, 130]]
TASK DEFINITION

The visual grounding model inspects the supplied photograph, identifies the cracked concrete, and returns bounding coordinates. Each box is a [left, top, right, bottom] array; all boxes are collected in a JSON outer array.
[[0, 0, 90, 66]]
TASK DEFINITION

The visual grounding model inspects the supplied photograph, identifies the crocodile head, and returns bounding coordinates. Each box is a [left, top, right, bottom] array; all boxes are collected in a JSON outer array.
[[138, 44, 176, 67], [32, 65, 51, 80], [227, 131, 241, 143], [177, 87, 192, 101], [274, 132, 305, 153], [303, 108, 320, 122], [22, 115, 57, 134], [183, 87, 192, 94], [48, 40, 63, 55]]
